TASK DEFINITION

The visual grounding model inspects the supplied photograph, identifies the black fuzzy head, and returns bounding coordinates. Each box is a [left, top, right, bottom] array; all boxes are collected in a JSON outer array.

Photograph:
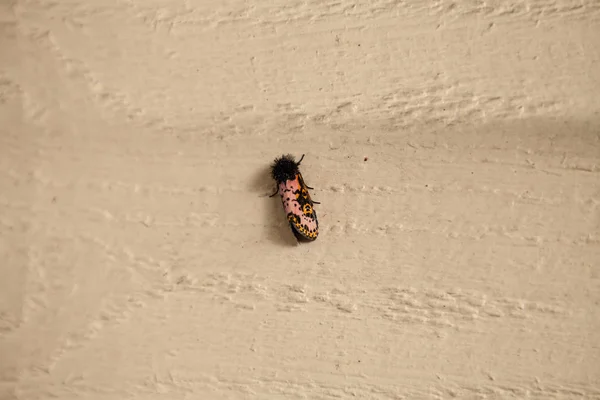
[[271, 154, 303, 183]]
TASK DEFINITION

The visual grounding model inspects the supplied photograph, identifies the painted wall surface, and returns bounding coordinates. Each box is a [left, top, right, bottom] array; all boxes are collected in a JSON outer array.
[[1, 0, 599, 398]]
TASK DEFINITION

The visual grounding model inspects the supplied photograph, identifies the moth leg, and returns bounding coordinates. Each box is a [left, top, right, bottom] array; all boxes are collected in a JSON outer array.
[[269, 188, 279, 197], [305, 185, 314, 190], [297, 154, 305, 164], [312, 201, 321, 204]]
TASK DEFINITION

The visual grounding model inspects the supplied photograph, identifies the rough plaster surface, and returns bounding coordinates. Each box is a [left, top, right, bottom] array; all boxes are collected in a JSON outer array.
[[1, 0, 599, 399]]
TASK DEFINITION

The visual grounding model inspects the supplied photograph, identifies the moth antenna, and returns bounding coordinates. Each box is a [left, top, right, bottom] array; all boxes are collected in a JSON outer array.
[[297, 154, 305, 165]]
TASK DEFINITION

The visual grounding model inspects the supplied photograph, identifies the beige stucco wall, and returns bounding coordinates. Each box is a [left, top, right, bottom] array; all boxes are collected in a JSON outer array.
[[1, 0, 599, 398]]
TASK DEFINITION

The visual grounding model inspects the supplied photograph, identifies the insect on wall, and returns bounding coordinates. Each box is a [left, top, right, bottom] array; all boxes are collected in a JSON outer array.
[[269, 154, 320, 242]]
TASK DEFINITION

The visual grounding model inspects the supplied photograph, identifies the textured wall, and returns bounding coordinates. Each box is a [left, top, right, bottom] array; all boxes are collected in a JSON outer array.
[[1, 0, 599, 398]]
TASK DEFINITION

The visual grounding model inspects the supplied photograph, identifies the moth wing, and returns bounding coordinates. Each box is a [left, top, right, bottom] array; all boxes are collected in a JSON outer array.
[[291, 174, 319, 240], [289, 222, 306, 241], [294, 209, 319, 240], [279, 175, 319, 241]]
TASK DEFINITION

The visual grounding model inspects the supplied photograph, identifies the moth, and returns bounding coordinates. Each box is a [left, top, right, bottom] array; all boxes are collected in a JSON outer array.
[[270, 154, 320, 241]]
